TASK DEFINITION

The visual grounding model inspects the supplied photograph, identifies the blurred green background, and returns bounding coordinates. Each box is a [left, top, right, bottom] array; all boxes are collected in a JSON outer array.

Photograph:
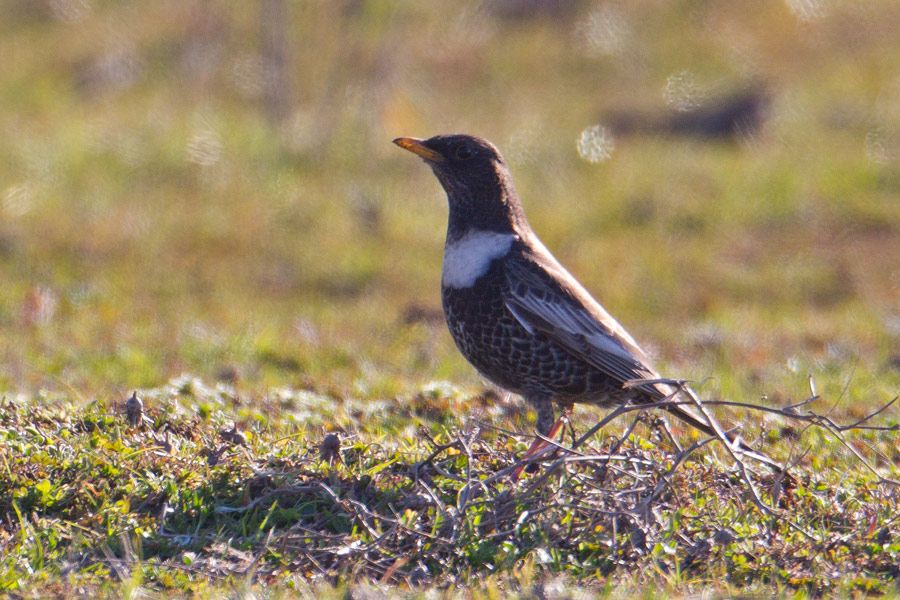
[[0, 0, 897, 414]]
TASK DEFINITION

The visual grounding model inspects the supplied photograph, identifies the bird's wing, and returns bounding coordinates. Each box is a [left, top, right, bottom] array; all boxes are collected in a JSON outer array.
[[503, 238, 785, 471], [503, 238, 661, 394]]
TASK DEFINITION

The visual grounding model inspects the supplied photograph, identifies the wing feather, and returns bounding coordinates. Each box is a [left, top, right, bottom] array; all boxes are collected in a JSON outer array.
[[503, 238, 662, 396], [501, 237, 786, 471]]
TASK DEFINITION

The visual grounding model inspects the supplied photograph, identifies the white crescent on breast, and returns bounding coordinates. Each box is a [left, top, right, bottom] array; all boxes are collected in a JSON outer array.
[[442, 230, 517, 289]]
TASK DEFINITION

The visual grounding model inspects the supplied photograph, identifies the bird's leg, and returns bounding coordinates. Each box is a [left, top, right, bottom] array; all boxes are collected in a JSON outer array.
[[513, 399, 573, 479], [539, 401, 572, 444], [535, 396, 556, 437]]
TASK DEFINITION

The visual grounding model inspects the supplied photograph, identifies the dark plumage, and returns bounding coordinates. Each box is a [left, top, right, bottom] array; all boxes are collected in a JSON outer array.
[[393, 134, 778, 470]]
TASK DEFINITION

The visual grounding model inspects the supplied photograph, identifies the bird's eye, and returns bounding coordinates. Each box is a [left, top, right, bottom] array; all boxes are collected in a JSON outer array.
[[454, 144, 474, 160]]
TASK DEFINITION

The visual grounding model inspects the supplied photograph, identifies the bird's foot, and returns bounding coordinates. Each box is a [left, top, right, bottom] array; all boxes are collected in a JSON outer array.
[[512, 408, 571, 480]]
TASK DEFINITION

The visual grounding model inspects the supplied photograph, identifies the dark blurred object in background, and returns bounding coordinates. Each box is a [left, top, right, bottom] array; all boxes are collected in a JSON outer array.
[[487, 0, 585, 21], [606, 86, 771, 141], [260, 0, 292, 125]]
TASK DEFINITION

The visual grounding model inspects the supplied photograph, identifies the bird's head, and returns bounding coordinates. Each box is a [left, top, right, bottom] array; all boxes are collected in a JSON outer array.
[[393, 134, 527, 237]]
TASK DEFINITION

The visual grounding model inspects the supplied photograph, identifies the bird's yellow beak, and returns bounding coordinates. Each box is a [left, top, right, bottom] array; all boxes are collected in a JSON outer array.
[[393, 137, 445, 162]]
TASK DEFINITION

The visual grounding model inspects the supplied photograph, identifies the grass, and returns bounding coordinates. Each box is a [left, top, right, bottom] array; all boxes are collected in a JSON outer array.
[[0, 0, 899, 596], [2, 385, 898, 597]]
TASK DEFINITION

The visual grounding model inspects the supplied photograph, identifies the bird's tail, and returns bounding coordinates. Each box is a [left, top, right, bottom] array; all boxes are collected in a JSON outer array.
[[660, 397, 785, 474]]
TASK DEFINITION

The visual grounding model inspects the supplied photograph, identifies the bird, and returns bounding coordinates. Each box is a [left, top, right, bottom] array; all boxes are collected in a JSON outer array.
[[393, 134, 781, 474]]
